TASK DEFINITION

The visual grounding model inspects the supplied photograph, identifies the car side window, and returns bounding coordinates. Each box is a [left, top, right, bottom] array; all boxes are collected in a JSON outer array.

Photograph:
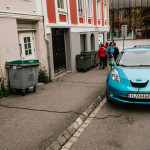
[[116, 52, 123, 66]]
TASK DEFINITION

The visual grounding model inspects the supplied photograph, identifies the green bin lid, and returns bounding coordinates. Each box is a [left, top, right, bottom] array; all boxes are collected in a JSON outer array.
[[6, 59, 39, 65]]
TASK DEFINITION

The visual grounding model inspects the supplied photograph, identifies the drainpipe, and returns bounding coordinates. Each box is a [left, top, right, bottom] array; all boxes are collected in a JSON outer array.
[[41, 0, 51, 78]]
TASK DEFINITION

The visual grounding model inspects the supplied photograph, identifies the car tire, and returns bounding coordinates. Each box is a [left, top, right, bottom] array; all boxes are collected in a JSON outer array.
[[106, 91, 113, 103]]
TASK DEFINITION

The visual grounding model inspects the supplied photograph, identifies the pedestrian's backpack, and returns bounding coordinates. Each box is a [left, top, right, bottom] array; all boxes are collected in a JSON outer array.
[[107, 46, 113, 58]]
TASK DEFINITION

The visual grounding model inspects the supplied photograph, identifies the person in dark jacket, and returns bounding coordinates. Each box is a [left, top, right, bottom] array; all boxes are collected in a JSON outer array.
[[113, 42, 119, 61], [104, 42, 109, 49], [98, 44, 106, 69]]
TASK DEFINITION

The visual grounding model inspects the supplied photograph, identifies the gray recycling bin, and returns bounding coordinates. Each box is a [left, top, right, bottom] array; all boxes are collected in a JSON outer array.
[[89, 51, 95, 68], [5, 60, 40, 95], [94, 51, 99, 66], [81, 51, 95, 68], [76, 54, 91, 72]]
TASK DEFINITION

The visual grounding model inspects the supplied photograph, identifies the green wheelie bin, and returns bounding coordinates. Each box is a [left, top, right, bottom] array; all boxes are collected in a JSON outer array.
[[5, 60, 40, 95]]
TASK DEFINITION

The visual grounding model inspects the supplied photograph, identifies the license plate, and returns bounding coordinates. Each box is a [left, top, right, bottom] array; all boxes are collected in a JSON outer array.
[[128, 94, 150, 99]]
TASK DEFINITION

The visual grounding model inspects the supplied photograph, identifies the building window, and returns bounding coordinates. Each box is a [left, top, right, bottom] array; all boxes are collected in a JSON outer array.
[[87, 0, 92, 17], [57, 0, 64, 9], [97, 1, 101, 19], [104, 4, 107, 21], [136, 0, 142, 7], [109, 0, 150, 40], [80, 34, 86, 52], [24, 37, 32, 55], [142, 0, 148, 6], [78, 0, 83, 14]]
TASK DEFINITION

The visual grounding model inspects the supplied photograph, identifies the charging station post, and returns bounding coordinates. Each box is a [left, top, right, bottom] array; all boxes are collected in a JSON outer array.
[[121, 25, 127, 49]]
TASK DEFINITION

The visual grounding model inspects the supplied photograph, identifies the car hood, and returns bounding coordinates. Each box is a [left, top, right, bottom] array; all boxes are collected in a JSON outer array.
[[116, 67, 150, 82]]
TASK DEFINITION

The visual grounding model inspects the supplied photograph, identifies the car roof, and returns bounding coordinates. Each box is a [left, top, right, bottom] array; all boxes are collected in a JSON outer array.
[[122, 47, 150, 52]]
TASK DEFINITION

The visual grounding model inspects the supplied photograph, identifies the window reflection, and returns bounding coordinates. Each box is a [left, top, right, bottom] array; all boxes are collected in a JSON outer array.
[[108, 0, 150, 40]]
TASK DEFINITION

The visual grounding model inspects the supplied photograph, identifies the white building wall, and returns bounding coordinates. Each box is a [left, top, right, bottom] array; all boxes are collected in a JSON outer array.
[[0, 0, 37, 14], [0, 18, 20, 77], [0, 0, 49, 79]]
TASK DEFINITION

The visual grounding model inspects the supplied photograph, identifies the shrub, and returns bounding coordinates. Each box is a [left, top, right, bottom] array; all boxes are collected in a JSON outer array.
[[38, 69, 51, 84], [0, 78, 10, 98]]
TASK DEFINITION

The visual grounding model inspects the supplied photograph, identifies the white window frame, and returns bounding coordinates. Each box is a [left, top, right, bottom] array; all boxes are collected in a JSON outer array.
[[57, 0, 66, 11], [87, 0, 92, 17], [78, 0, 83, 15], [97, 1, 101, 20]]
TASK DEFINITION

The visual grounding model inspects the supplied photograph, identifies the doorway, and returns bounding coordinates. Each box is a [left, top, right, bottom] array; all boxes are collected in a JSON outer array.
[[91, 33, 95, 50], [52, 29, 66, 74], [98, 33, 104, 46], [136, 30, 147, 39]]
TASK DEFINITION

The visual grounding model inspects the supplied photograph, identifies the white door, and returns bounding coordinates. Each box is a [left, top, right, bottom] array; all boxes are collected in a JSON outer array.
[[19, 32, 36, 60]]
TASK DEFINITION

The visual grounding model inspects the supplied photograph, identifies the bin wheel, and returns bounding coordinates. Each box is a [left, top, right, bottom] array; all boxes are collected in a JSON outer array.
[[25, 88, 29, 93], [14, 89, 21, 94], [22, 90, 25, 96], [11, 89, 16, 94], [33, 86, 36, 93]]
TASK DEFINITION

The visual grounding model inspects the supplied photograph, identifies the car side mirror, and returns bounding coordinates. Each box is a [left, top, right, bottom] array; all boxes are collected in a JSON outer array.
[[109, 61, 114, 66]]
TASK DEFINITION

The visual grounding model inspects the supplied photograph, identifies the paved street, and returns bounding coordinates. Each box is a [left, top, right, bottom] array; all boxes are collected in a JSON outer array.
[[0, 68, 107, 150], [71, 99, 150, 150]]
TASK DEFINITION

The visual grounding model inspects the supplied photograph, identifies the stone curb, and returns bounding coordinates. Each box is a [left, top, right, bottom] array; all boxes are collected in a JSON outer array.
[[29, 83, 44, 90], [45, 91, 106, 150]]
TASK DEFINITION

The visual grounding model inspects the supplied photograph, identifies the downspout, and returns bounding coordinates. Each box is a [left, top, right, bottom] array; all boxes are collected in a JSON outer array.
[[41, 0, 51, 78]]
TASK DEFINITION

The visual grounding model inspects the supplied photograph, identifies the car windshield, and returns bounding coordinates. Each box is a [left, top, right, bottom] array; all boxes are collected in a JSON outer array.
[[116, 50, 150, 67]]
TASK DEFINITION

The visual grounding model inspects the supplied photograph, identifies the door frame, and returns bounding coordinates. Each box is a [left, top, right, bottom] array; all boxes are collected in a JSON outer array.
[[52, 28, 67, 74]]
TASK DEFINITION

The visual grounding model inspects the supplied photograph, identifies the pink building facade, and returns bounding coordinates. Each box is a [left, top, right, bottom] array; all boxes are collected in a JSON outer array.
[[44, 0, 110, 78]]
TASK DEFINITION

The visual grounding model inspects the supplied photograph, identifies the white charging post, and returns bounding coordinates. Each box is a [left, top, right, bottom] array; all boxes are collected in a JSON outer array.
[[121, 25, 127, 50]]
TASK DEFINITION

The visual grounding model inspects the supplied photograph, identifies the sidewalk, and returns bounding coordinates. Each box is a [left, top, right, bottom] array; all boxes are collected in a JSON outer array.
[[0, 68, 107, 150]]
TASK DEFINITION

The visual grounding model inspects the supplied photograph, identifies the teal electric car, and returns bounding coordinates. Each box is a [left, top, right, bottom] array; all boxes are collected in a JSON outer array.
[[106, 47, 150, 104]]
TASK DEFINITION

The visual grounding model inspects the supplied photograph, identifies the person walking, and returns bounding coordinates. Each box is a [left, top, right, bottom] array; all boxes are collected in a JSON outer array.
[[106, 42, 114, 71], [98, 44, 106, 69], [104, 42, 109, 67], [104, 42, 109, 49], [113, 42, 119, 61]]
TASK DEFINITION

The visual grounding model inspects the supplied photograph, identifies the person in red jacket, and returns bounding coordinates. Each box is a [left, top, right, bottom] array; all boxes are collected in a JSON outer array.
[[98, 44, 106, 69]]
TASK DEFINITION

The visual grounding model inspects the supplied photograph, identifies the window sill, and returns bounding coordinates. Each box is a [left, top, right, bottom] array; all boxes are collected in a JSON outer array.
[[58, 9, 68, 14], [79, 13, 84, 17]]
